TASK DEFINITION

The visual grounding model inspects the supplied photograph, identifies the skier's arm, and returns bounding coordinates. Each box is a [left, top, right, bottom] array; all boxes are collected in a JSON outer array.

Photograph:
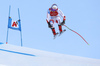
[[58, 9, 66, 25], [58, 9, 66, 20], [46, 9, 52, 28], [46, 9, 50, 23]]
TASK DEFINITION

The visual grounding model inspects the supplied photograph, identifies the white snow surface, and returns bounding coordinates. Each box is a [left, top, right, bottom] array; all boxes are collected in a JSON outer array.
[[0, 44, 100, 66]]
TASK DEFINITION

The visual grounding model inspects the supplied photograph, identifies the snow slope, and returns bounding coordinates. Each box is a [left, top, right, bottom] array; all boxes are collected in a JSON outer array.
[[0, 44, 100, 66]]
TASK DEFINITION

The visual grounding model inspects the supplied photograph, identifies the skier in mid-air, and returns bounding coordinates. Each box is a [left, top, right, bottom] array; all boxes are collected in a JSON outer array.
[[46, 4, 66, 38]]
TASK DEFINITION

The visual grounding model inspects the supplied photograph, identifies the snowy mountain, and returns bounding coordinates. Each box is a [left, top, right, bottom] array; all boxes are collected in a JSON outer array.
[[0, 44, 100, 66]]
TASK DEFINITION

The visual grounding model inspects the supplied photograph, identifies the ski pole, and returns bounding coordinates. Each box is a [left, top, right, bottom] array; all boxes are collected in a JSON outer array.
[[63, 25, 89, 45]]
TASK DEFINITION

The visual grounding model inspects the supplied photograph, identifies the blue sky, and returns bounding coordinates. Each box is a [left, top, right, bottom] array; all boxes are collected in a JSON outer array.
[[0, 0, 100, 59]]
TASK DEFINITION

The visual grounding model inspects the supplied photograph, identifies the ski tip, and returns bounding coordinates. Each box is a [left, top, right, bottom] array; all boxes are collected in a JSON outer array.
[[63, 29, 66, 32]]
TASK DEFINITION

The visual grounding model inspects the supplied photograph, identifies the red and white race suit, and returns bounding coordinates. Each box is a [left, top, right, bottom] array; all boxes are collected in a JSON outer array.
[[46, 8, 66, 28]]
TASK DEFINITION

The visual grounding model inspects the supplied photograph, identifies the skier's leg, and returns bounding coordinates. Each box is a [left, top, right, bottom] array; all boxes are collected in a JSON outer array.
[[49, 19, 56, 35], [56, 17, 63, 33], [56, 16, 62, 25], [58, 25, 62, 33], [51, 28, 56, 35], [49, 19, 54, 28]]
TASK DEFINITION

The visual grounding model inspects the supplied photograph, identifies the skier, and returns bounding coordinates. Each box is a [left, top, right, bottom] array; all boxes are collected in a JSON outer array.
[[46, 4, 66, 38]]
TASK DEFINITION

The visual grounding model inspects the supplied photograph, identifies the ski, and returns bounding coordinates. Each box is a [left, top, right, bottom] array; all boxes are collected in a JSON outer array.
[[53, 29, 66, 39], [53, 32, 59, 39], [59, 29, 66, 36]]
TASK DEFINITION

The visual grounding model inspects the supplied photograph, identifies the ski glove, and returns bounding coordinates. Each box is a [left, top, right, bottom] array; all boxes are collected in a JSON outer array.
[[48, 22, 52, 28], [61, 20, 65, 25]]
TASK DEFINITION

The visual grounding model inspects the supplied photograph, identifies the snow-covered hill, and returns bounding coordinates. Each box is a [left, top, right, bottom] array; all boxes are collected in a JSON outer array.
[[0, 44, 100, 66]]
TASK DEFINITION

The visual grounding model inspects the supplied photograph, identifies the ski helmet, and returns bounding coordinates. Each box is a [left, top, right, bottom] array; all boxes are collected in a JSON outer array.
[[51, 4, 58, 11]]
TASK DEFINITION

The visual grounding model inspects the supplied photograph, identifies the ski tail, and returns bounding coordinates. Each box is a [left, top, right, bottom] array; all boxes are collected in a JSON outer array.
[[53, 32, 59, 39], [64, 25, 89, 45]]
